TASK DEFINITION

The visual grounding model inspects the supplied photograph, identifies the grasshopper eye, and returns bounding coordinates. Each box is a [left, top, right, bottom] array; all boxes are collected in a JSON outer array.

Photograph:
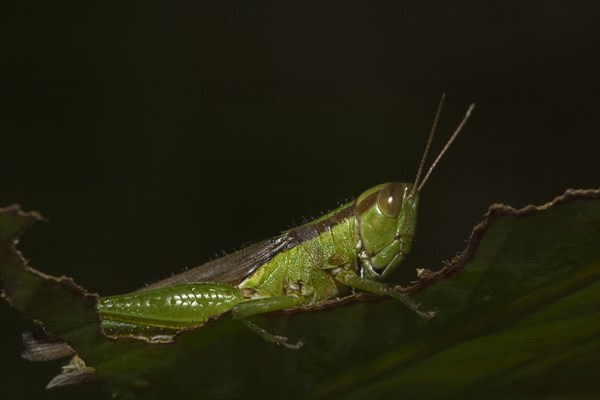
[[377, 183, 405, 218]]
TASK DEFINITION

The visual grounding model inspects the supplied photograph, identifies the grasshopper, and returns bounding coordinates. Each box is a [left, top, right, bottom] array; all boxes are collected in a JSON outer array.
[[97, 95, 475, 349]]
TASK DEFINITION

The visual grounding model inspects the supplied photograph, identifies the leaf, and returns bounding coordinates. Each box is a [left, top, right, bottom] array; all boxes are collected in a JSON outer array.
[[1, 189, 599, 399]]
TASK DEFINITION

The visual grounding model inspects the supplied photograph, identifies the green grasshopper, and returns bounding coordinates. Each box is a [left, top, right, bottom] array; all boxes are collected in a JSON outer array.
[[97, 95, 475, 349]]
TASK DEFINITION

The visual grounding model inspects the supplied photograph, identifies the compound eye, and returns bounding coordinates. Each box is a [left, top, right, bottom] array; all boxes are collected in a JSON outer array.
[[377, 183, 405, 218]]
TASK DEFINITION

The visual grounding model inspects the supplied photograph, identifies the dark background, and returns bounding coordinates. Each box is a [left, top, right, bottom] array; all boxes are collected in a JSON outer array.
[[1, 1, 598, 399]]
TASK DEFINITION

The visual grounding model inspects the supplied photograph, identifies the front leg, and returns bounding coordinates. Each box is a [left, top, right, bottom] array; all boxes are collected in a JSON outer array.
[[231, 295, 305, 350], [334, 269, 436, 319]]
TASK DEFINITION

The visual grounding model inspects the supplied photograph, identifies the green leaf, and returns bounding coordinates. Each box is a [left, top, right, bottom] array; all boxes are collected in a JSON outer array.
[[1, 189, 599, 399]]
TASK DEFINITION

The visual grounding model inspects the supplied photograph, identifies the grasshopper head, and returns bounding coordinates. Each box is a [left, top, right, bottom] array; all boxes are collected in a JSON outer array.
[[356, 182, 419, 280], [355, 96, 475, 281]]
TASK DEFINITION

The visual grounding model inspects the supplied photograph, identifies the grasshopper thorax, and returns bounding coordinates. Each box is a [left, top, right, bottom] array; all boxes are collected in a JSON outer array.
[[355, 182, 419, 280]]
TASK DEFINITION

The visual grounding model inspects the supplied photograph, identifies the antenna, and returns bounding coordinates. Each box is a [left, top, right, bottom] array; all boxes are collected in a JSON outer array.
[[417, 103, 476, 192], [413, 93, 446, 194]]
